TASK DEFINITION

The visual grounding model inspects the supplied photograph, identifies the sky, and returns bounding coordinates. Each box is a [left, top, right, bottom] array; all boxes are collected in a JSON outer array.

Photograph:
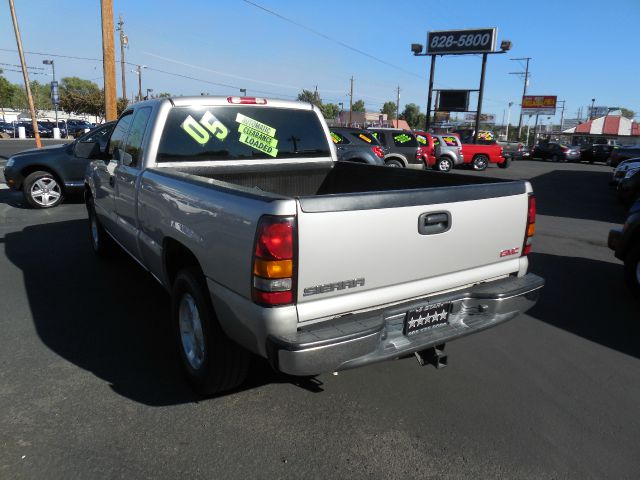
[[1, 0, 639, 126]]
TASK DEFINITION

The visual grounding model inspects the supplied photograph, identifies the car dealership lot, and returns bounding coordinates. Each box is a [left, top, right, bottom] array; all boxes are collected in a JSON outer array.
[[1, 160, 639, 479]]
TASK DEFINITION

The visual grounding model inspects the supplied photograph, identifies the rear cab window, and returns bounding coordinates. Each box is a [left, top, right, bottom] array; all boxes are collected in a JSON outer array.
[[157, 106, 331, 162]]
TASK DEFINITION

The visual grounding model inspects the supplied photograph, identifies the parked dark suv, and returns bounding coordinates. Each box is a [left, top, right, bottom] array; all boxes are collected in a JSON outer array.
[[329, 127, 386, 166], [66, 119, 95, 138], [367, 128, 423, 169], [609, 200, 640, 298]]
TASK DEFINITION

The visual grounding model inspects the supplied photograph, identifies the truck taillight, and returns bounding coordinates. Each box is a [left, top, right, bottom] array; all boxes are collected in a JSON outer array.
[[252, 216, 295, 306], [227, 96, 267, 105], [371, 146, 384, 158], [416, 148, 421, 160], [522, 195, 536, 256]]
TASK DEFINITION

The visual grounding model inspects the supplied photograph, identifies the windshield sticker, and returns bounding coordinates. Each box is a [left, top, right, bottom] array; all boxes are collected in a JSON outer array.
[[236, 113, 276, 137], [394, 134, 411, 144], [371, 132, 379, 139], [416, 135, 427, 145], [238, 124, 279, 148], [478, 131, 494, 141], [442, 136, 458, 146], [199, 111, 229, 140], [358, 133, 372, 143], [330, 132, 341, 144], [181, 115, 210, 145]]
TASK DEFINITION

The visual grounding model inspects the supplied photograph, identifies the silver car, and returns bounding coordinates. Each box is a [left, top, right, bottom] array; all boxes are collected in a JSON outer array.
[[433, 134, 464, 171]]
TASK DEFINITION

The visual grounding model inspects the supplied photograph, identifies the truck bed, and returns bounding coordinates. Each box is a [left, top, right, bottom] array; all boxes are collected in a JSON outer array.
[[164, 161, 517, 199]]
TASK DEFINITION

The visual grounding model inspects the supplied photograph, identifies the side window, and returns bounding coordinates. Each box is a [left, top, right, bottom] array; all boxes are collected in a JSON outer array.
[[108, 112, 134, 157], [433, 137, 441, 146], [371, 131, 386, 146], [350, 132, 375, 144], [123, 107, 152, 168], [330, 131, 348, 145]]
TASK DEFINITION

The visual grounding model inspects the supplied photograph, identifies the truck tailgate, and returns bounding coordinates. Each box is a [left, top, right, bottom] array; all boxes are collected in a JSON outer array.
[[295, 182, 529, 322]]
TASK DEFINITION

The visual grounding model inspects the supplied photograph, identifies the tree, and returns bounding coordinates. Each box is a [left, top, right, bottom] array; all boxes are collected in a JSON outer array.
[[321, 103, 340, 119], [297, 89, 322, 108], [352, 99, 365, 112], [620, 108, 636, 119], [156, 92, 172, 98], [400, 103, 422, 129], [0, 74, 20, 109], [381, 101, 397, 120], [59, 77, 102, 115]]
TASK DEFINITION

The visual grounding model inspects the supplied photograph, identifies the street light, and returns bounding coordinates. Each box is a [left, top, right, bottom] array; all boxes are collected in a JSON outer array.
[[590, 98, 596, 120], [42, 59, 58, 126]]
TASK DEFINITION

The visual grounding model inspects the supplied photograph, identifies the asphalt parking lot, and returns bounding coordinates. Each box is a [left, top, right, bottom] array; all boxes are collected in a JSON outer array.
[[1, 158, 639, 479]]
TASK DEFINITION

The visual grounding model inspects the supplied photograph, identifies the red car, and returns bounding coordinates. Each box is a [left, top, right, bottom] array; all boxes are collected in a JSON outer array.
[[459, 142, 509, 170], [413, 130, 437, 168]]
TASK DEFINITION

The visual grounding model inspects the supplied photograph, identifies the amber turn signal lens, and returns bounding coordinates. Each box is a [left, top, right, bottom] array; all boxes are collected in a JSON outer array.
[[253, 259, 293, 278], [527, 223, 536, 237]]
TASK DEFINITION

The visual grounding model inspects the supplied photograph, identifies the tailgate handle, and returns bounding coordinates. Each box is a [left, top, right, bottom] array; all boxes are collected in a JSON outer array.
[[419, 212, 450, 235]]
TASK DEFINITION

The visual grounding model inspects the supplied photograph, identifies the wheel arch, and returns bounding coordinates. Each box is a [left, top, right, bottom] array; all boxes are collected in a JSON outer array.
[[384, 155, 407, 167], [19, 164, 65, 192], [163, 237, 203, 289]]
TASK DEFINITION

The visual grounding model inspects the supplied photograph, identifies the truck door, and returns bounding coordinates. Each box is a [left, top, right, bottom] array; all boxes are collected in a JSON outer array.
[[113, 106, 153, 258], [94, 111, 133, 232]]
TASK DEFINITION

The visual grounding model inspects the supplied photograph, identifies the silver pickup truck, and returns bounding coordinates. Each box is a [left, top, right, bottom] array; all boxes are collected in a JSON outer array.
[[83, 96, 544, 395]]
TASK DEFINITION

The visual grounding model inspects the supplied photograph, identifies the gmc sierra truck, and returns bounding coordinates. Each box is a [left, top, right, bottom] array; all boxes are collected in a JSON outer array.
[[83, 96, 544, 395]]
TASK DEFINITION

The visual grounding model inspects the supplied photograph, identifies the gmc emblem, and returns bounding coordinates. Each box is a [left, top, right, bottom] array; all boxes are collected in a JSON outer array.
[[499, 247, 520, 257]]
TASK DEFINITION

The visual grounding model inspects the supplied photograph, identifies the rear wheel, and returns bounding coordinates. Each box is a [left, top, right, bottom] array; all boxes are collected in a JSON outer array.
[[551, 154, 559, 162], [472, 155, 489, 171], [385, 159, 403, 168], [172, 267, 250, 396], [87, 196, 112, 256], [435, 157, 453, 172], [624, 244, 640, 299], [23, 171, 63, 208]]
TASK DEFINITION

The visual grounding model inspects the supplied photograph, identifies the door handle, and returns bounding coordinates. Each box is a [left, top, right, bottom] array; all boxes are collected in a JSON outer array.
[[109, 175, 115, 187], [418, 212, 451, 235]]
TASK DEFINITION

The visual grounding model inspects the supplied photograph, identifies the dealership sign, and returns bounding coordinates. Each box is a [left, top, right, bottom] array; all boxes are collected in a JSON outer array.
[[463, 113, 496, 124], [427, 28, 497, 54], [522, 95, 557, 115]]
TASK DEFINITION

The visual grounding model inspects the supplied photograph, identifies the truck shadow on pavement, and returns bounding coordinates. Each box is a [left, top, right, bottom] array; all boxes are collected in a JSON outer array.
[[527, 252, 640, 358], [527, 169, 626, 224], [3, 219, 322, 406]]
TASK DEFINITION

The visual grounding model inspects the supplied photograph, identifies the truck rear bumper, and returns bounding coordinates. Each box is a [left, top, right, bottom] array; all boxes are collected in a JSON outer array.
[[267, 273, 544, 376]]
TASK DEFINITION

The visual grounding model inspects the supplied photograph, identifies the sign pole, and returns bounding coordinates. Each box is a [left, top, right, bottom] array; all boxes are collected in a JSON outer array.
[[425, 55, 436, 131], [473, 53, 488, 144]]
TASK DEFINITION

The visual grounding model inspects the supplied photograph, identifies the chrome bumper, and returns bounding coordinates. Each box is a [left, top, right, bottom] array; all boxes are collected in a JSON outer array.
[[267, 273, 544, 376]]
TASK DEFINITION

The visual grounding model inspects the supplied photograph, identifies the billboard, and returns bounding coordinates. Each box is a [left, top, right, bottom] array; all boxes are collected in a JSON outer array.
[[427, 28, 497, 55], [463, 113, 496, 124], [437, 90, 469, 112], [521, 95, 557, 115]]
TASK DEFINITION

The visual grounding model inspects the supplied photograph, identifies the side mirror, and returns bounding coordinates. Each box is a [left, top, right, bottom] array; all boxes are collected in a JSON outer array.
[[75, 141, 102, 159], [120, 151, 133, 167]]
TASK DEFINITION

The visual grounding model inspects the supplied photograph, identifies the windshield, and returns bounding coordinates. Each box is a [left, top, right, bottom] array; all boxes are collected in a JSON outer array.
[[158, 106, 330, 162]]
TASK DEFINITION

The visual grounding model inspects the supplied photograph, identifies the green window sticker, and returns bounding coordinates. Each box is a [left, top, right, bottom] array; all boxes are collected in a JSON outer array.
[[394, 134, 411, 144], [238, 124, 278, 148], [181, 115, 210, 145], [416, 135, 427, 145], [200, 111, 228, 140], [236, 113, 276, 137], [330, 132, 341, 144]]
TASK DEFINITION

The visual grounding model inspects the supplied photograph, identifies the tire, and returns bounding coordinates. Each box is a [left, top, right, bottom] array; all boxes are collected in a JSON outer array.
[[623, 244, 640, 299], [23, 170, 64, 209], [172, 267, 250, 396], [435, 157, 453, 172], [551, 154, 559, 162], [498, 158, 511, 169], [87, 196, 112, 257], [385, 159, 403, 168], [472, 155, 489, 171]]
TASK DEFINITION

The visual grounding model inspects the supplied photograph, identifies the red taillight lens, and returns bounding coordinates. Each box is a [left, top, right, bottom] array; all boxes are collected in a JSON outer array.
[[252, 216, 295, 306], [255, 221, 293, 260], [517, 143, 523, 152], [371, 146, 384, 158], [561, 147, 568, 153], [522, 195, 536, 256], [227, 96, 267, 105]]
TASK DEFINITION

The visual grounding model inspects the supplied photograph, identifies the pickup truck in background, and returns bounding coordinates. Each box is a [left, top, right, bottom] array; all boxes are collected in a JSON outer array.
[[497, 140, 529, 160], [83, 96, 544, 395], [460, 142, 508, 170]]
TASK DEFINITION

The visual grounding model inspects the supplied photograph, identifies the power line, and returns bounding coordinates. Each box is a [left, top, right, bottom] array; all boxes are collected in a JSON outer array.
[[241, 0, 424, 80]]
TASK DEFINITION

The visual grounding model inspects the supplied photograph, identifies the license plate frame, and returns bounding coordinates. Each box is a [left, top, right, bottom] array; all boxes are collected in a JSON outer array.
[[403, 302, 451, 336]]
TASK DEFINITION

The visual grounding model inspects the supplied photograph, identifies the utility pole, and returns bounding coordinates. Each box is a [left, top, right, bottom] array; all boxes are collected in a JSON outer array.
[[117, 15, 127, 103], [396, 85, 400, 127], [137, 66, 143, 101], [558, 100, 566, 133], [100, 0, 117, 120], [8, 0, 41, 147], [505, 101, 513, 140], [510, 57, 531, 141], [590, 98, 596, 120], [348, 76, 353, 126]]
